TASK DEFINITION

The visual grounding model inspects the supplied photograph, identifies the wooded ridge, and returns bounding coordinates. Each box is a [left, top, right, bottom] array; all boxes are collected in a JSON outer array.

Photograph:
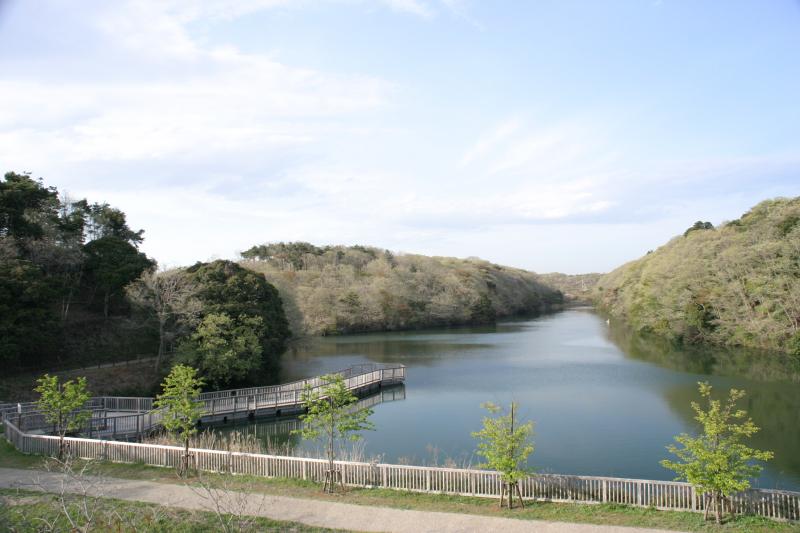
[[595, 197, 800, 358], [241, 242, 563, 336]]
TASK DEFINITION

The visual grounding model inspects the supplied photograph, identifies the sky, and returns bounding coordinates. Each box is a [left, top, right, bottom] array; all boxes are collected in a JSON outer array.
[[1, 0, 799, 274]]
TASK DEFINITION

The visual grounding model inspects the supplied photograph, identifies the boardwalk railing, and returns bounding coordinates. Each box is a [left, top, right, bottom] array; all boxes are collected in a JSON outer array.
[[1, 364, 405, 440], [3, 419, 798, 522]]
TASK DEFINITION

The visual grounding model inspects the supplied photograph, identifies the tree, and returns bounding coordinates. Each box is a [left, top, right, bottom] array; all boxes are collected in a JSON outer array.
[[84, 236, 154, 317], [154, 364, 205, 477], [294, 374, 374, 492], [0, 172, 59, 242], [684, 220, 714, 237], [472, 402, 535, 509], [661, 382, 774, 524], [0, 251, 60, 368], [177, 313, 263, 388], [127, 268, 200, 370], [34, 375, 91, 459], [84, 202, 144, 245], [186, 260, 290, 380]]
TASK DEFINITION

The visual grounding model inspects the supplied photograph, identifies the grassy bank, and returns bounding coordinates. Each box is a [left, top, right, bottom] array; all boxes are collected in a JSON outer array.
[[0, 438, 796, 532]]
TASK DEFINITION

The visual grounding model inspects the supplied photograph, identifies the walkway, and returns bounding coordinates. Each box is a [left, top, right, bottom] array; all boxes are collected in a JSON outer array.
[[0, 467, 684, 533], [4, 363, 407, 440]]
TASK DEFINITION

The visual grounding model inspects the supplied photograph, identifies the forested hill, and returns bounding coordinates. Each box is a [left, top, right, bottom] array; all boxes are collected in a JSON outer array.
[[1, 172, 290, 390], [538, 272, 602, 303], [596, 197, 800, 357], [0, 172, 157, 371], [241, 243, 563, 336]]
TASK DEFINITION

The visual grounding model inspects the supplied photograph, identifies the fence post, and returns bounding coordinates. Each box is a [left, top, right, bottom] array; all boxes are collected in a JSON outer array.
[[603, 480, 608, 503], [382, 465, 387, 488], [426, 469, 431, 492], [691, 486, 696, 511]]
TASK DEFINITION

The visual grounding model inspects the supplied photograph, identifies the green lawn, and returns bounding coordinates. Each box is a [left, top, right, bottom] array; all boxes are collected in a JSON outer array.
[[1, 437, 798, 532]]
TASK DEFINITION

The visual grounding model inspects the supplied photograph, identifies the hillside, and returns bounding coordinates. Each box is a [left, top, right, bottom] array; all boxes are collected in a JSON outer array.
[[596, 197, 800, 357], [241, 243, 563, 336], [538, 272, 603, 303]]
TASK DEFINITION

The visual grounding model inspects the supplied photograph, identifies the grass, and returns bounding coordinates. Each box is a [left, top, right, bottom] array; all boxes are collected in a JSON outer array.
[[0, 488, 339, 532], [0, 438, 798, 532]]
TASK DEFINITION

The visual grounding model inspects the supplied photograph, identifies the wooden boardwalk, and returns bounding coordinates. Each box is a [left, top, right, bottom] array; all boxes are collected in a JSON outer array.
[[4, 363, 406, 441]]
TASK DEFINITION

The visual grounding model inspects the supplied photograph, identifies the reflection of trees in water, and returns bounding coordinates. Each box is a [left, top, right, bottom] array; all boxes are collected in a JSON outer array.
[[213, 385, 406, 453], [282, 314, 558, 371], [605, 319, 800, 382], [605, 320, 800, 488], [285, 337, 496, 369], [662, 382, 800, 489]]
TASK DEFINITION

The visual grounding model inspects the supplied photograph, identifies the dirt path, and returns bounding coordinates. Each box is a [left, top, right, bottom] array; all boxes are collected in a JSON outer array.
[[0, 467, 685, 533]]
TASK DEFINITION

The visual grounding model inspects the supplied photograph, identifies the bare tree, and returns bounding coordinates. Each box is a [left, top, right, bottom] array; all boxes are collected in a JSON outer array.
[[191, 473, 266, 533], [13, 456, 170, 532], [26, 456, 108, 532], [127, 267, 201, 370]]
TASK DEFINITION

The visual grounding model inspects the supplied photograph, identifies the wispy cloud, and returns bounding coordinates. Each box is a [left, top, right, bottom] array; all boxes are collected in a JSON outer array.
[[381, 0, 434, 18]]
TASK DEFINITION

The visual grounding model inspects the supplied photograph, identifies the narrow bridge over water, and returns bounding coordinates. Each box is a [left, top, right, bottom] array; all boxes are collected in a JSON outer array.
[[2, 363, 406, 441]]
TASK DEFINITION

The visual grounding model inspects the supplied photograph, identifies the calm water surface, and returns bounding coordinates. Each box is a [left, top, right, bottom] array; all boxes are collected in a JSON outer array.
[[229, 308, 800, 490]]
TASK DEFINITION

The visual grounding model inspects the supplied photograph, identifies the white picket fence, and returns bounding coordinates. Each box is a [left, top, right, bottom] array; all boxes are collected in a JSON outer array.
[[3, 420, 798, 521]]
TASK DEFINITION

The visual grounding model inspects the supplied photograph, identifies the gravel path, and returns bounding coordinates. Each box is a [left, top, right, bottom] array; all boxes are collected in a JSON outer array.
[[0, 467, 684, 533]]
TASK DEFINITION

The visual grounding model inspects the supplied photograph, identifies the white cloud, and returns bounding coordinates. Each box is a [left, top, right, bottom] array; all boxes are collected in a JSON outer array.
[[0, 2, 392, 167]]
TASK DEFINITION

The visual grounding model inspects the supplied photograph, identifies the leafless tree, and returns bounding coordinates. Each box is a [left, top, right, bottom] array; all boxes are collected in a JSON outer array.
[[127, 267, 201, 369], [26, 456, 107, 532], [191, 472, 266, 533]]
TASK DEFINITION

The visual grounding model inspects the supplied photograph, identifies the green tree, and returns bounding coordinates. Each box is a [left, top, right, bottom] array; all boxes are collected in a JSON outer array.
[[472, 402, 535, 509], [84, 202, 144, 245], [684, 220, 714, 237], [0, 172, 59, 242], [661, 382, 774, 524], [294, 374, 374, 492], [84, 236, 154, 317], [186, 260, 290, 380], [34, 374, 91, 459], [154, 364, 205, 477], [0, 251, 60, 368], [177, 312, 263, 388]]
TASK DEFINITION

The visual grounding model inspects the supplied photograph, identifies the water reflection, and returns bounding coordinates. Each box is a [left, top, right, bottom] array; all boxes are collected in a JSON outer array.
[[605, 318, 800, 382], [215, 385, 407, 454], [661, 381, 800, 490]]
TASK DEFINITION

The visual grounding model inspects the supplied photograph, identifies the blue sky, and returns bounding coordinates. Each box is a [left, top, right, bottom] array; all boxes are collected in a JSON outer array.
[[1, 0, 799, 273]]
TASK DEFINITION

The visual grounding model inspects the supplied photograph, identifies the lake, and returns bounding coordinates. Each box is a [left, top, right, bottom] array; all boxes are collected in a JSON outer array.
[[223, 307, 800, 490]]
